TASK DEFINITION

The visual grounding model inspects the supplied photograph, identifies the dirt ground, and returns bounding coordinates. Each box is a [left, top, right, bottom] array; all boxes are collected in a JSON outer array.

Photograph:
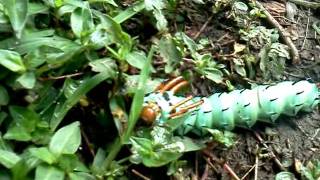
[[195, 4, 320, 180], [170, 2, 320, 180]]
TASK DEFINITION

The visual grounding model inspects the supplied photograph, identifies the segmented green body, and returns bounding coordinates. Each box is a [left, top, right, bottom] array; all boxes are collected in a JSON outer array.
[[143, 81, 319, 135]]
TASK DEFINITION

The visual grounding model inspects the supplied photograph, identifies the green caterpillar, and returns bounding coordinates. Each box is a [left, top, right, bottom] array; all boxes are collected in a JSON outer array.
[[141, 79, 319, 135]]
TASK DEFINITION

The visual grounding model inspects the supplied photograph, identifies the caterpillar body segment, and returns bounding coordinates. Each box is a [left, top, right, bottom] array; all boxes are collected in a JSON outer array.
[[141, 80, 320, 136]]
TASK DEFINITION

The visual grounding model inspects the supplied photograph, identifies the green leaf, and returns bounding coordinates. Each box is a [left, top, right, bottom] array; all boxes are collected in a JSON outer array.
[[122, 46, 155, 143], [89, 58, 117, 74], [29, 147, 56, 164], [158, 36, 182, 73], [0, 150, 21, 169], [35, 165, 65, 180], [28, 2, 49, 15], [126, 51, 147, 70], [204, 68, 224, 83], [50, 72, 113, 130], [1, 0, 28, 38], [206, 129, 235, 147], [68, 172, 95, 180], [144, 0, 165, 11], [49, 121, 81, 156], [0, 49, 26, 72], [4, 106, 40, 141], [0, 85, 9, 106], [16, 72, 36, 89], [0, 112, 7, 126], [113, 2, 145, 24], [71, 5, 94, 38]]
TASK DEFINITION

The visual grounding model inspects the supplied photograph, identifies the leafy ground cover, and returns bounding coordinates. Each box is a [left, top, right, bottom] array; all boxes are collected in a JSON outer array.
[[0, 0, 319, 179]]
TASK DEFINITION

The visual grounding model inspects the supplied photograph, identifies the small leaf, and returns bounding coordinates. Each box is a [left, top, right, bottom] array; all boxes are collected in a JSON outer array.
[[126, 51, 147, 70], [71, 5, 94, 38], [16, 72, 36, 89], [233, 43, 246, 54], [0, 50, 26, 72], [35, 165, 65, 180], [49, 121, 81, 156], [89, 58, 117, 75], [0, 85, 9, 106], [29, 147, 56, 164], [158, 36, 182, 73], [2, 0, 28, 38], [0, 150, 21, 169], [4, 106, 39, 141]]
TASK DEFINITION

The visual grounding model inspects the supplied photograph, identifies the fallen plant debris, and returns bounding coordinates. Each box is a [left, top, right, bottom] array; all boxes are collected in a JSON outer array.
[[0, 0, 319, 179]]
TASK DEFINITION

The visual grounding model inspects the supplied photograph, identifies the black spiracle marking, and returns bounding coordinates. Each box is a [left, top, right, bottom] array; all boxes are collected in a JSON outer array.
[[163, 92, 170, 101], [204, 110, 212, 113], [265, 85, 272, 89], [218, 93, 223, 97], [222, 107, 230, 112], [292, 81, 299, 85], [244, 103, 250, 107], [295, 103, 304, 107], [240, 89, 246, 93], [270, 98, 278, 102], [296, 91, 304, 95]]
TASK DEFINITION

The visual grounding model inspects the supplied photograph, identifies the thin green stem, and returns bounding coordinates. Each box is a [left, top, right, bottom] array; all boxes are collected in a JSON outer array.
[[103, 46, 155, 169]]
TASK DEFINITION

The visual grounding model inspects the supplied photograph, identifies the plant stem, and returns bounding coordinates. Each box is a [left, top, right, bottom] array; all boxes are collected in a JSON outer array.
[[103, 46, 155, 169]]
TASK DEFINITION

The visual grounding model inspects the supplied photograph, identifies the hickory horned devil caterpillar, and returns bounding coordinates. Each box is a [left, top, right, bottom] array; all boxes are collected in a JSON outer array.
[[140, 77, 320, 136]]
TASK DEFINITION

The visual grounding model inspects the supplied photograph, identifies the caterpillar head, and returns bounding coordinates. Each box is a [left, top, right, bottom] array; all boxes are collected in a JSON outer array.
[[141, 91, 182, 125]]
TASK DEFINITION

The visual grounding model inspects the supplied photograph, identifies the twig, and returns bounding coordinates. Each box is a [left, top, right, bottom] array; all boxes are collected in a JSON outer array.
[[240, 164, 256, 180], [254, 153, 259, 180], [223, 163, 241, 180], [301, 9, 311, 50], [193, 15, 214, 39], [200, 163, 209, 180], [289, 0, 320, 9], [195, 153, 199, 180], [252, 1, 300, 64], [131, 169, 151, 180], [253, 132, 286, 171], [39, 72, 84, 81], [80, 128, 95, 158]]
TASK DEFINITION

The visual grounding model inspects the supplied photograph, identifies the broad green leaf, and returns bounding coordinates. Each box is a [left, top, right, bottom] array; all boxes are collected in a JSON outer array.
[[49, 72, 114, 130], [2, 0, 28, 38], [4, 106, 40, 141], [126, 51, 147, 70], [16, 72, 36, 89], [204, 68, 224, 83], [29, 147, 56, 164], [144, 0, 165, 11], [0, 50, 26, 72], [158, 36, 182, 73], [130, 137, 182, 167], [0, 150, 21, 168], [0, 111, 7, 126], [71, 5, 94, 38], [11, 150, 41, 179], [35, 165, 65, 180], [89, 58, 117, 74], [178, 32, 198, 58], [68, 172, 95, 180], [113, 2, 145, 23], [91, 148, 106, 175], [0, 85, 9, 106], [28, 2, 49, 15], [49, 121, 81, 155], [89, 0, 118, 6]]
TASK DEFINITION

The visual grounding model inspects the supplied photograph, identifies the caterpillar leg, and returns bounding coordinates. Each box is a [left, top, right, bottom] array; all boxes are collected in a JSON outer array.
[[156, 76, 188, 93], [169, 99, 204, 118], [169, 95, 193, 113]]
